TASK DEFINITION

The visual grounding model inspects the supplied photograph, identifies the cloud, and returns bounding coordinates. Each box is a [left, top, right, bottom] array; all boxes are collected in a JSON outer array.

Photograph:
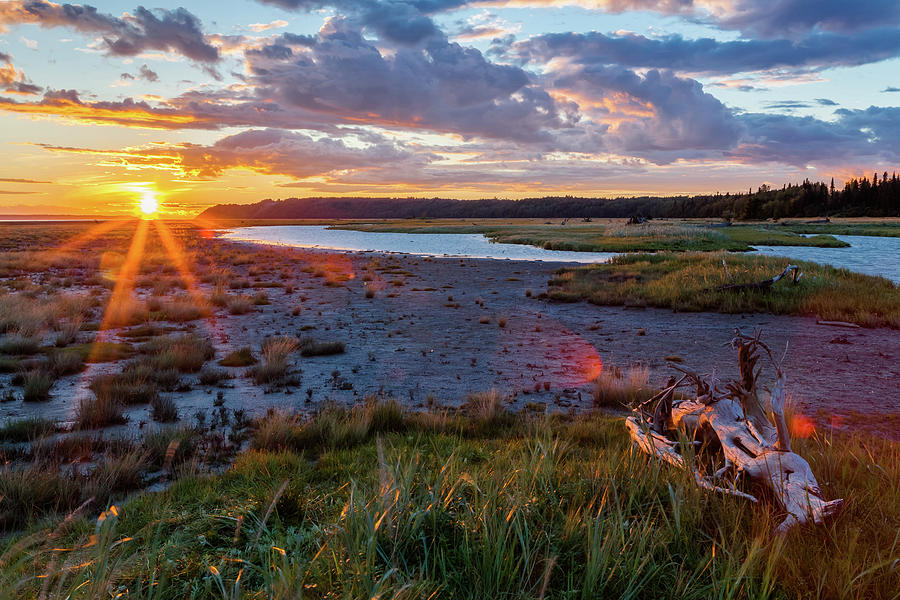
[[816, 98, 838, 106], [245, 20, 574, 142], [0, 190, 39, 194], [882, 86, 900, 92], [0, 1, 219, 63], [732, 107, 900, 165], [253, 0, 448, 44], [0, 51, 41, 94], [0, 177, 52, 183], [545, 64, 744, 162], [248, 19, 289, 32], [512, 28, 900, 76], [138, 64, 159, 82]]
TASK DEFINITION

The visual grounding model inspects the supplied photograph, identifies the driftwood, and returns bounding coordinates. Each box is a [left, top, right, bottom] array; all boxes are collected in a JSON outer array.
[[717, 264, 802, 292], [626, 331, 843, 534]]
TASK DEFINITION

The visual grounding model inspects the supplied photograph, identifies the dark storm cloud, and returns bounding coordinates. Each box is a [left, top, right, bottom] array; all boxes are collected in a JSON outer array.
[[0, 1, 219, 63], [512, 29, 900, 76]]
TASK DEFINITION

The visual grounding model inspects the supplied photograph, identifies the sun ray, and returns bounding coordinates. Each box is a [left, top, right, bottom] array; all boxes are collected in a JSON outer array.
[[93, 219, 149, 351]]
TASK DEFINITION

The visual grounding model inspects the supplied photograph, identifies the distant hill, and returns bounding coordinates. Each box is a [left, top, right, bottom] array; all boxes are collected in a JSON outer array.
[[198, 174, 900, 220]]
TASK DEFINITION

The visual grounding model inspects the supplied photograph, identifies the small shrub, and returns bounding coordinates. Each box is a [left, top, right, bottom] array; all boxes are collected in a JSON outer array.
[[252, 291, 270, 305]]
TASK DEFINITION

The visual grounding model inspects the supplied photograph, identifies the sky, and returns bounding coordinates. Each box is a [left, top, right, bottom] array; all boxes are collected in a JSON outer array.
[[1, 0, 899, 217]]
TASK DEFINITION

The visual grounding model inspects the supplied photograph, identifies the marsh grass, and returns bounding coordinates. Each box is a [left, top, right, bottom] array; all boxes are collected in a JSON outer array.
[[141, 334, 215, 373], [549, 252, 900, 327], [227, 295, 254, 315], [0, 417, 57, 443], [2, 409, 896, 599], [251, 336, 299, 385], [0, 334, 42, 355], [339, 221, 848, 252], [74, 394, 128, 429], [21, 369, 55, 402], [592, 364, 655, 408], [150, 395, 179, 423]]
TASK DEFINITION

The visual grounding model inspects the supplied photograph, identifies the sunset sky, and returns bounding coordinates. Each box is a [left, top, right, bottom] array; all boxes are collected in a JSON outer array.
[[1, 0, 899, 216]]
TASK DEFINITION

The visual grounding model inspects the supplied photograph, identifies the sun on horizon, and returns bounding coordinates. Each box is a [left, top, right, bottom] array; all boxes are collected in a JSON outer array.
[[139, 189, 159, 217]]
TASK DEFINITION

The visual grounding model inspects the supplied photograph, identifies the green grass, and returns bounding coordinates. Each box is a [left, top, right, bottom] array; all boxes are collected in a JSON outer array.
[[334, 220, 849, 252], [0, 408, 897, 599], [548, 252, 900, 327]]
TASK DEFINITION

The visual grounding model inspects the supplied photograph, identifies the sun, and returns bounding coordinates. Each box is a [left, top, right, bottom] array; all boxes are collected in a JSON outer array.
[[139, 190, 159, 216]]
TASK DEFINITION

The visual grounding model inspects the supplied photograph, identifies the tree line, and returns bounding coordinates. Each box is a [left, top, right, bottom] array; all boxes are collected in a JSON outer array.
[[199, 171, 900, 220]]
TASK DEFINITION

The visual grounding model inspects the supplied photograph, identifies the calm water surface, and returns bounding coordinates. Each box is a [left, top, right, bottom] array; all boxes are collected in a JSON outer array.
[[222, 225, 617, 263], [752, 235, 900, 283], [222, 226, 900, 283]]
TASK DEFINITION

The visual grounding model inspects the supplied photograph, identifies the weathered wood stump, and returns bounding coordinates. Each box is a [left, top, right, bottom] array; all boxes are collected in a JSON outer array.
[[626, 331, 842, 534]]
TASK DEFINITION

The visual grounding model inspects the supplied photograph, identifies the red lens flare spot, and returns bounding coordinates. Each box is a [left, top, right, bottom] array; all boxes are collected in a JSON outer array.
[[789, 414, 816, 438]]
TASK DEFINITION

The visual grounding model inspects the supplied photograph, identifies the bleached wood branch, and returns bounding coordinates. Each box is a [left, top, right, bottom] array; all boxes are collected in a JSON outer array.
[[625, 332, 843, 534]]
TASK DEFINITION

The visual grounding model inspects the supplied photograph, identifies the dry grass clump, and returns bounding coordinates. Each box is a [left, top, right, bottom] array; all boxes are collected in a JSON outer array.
[[89, 368, 160, 406], [45, 349, 86, 376], [252, 291, 270, 305], [0, 334, 42, 355], [141, 334, 215, 373], [299, 337, 345, 357], [463, 389, 515, 432], [74, 394, 127, 430], [252, 399, 406, 453], [103, 297, 150, 328], [151, 395, 179, 423], [21, 369, 55, 402], [218, 346, 257, 367], [0, 417, 57, 443], [198, 366, 230, 386], [209, 285, 229, 307], [252, 336, 299, 385], [157, 298, 211, 323], [227, 295, 254, 315], [592, 364, 653, 408]]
